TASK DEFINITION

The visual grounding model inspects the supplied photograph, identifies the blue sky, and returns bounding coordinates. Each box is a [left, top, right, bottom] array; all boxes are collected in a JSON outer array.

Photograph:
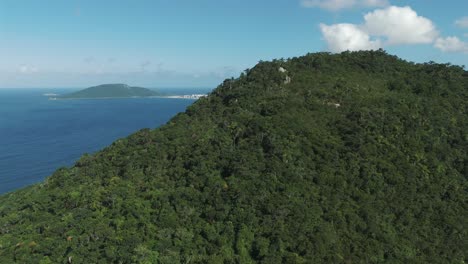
[[0, 0, 467, 88]]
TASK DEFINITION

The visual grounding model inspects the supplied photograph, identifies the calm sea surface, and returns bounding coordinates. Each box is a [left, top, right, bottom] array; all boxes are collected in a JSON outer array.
[[0, 88, 209, 194]]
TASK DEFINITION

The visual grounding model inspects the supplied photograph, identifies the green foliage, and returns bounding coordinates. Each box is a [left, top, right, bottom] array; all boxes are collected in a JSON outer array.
[[1, 50, 467, 263]]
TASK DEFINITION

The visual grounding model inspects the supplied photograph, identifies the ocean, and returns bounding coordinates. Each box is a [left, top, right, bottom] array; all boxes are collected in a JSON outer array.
[[0, 88, 210, 194]]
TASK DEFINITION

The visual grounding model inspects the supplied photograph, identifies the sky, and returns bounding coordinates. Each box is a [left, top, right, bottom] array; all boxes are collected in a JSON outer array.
[[0, 0, 467, 88]]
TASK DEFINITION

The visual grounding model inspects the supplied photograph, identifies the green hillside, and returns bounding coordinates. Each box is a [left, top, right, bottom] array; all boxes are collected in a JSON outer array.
[[1, 50, 466, 263], [58, 84, 160, 99]]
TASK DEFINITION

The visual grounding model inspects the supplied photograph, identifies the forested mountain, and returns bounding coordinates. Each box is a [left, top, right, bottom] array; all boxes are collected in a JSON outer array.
[[0, 50, 466, 263], [58, 84, 160, 99]]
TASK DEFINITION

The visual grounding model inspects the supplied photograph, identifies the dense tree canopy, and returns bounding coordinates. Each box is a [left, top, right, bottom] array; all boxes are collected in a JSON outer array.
[[0, 50, 467, 263]]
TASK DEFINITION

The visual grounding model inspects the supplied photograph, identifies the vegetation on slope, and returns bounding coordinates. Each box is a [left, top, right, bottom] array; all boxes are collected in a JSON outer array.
[[0, 50, 467, 263], [59, 84, 160, 99]]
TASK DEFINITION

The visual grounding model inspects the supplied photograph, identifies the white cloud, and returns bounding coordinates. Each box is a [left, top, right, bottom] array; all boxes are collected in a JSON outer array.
[[301, 0, 387, 11], [434, 37, 468, 53], [320, 23, 381, 52], [318, 6, 447, 53], [364, 6, 438, 45], [455, 17, 468, 28], [19, 65, 38, 74]]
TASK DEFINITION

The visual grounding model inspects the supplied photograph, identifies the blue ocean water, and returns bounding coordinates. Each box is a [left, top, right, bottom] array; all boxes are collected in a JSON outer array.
[[0, 88, 209, 194]]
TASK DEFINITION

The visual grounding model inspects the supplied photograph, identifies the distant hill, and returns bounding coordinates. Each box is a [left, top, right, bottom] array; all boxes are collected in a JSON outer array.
[[58, 84, 160, 99]]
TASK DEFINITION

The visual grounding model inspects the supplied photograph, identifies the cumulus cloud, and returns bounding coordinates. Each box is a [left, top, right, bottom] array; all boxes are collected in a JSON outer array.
[[301, 0, 388, 11], [455, 17, 468, 28], [364, 6, 438, 44], [320, 23, 381, 52], [319, 5, 445, 53], [434, 37, 468, 53]]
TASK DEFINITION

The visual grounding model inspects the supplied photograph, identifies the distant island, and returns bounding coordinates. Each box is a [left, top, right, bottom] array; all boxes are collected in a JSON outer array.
[[54, 84, 161, 99], [50, 84, 208, 100]]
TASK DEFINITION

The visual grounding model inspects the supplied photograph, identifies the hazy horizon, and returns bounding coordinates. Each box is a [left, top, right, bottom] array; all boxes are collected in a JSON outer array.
[[1, 0, 467, 88], [0, 86, 215, 90]]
